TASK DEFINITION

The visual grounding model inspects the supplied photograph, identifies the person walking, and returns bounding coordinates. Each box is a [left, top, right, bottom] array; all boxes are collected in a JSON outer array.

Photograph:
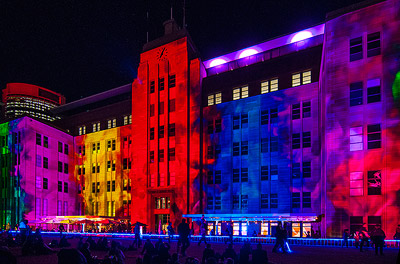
[[342, 229, 349, 248], [371, 224, 386, 256], [272, 222, 286, 253], [177, 218, 191, 256]]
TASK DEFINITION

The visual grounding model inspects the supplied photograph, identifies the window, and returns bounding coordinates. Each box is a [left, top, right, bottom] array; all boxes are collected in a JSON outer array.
[[271, 165, 278, 181], [207, 92, 222, 106], [92, 122, 100, 132], [303, 192, 311, 208], [159, 149, 164, 162], [64, 144, 69, 155], [207, 171, 213, 184], [208, 94, 214, 106], [303, 132, 311, 148], [233, 195, 240, 209], [368, 170, 382, 195], [350, 82, 363, 106], [150, 151, 155, 163], [64, 182, 68, 193], [292, 163, 301, 178], [43, 178, 48, 189], [207, 197, 213, 210], [168, 148, 175, 161], [350, 171, 363, 196], [112, 180, 115, 191], [368, 216, 381, 232], [233, 142, 240, 156], [168, 74, 176, 88], [261, 110, 268, 125], [292, 133, 301, 149], [350, 126, 363, 151], [107, 119, 116, 129], [159, 125, 165, 138], [170, 173, 175, 186], [270, 108, 278, 120], [43, 199, 48, 216], [350, 36, 363, 61], [241, 113, 248, 128], [150, 104, 155, 117], [36, 155, 41, 167], [124, 115, 132, 125], [261, 194, 268, 209], [159, 78, 164, 91], [241, 168, 248, 182], [233, 115, 240, 130], [150, 127, 155, 140], [64, 163, 68, 174], [112, 160, 116, 171], [261, 78, 278, 94], [92, 182, 96, 193], [292, 192, 300, 208], [303, 161, 311, 178], [271, 193, 278, 208], [367, 124, 381, 149], [43, 157, 48, 169], [43, 136, 48, 148], [241, 195, 248, 209], [215, 119, 222, 133], [261, 166, 268, 181], [367, 32, 380, 57], [159, 101, 164, 115], [169, 99, 175, 112], [215, 197, 221, 210], [207, 146, 213, 159], [207, 121, 213, 134], [367, 78, 381, 103], [58, 181, 62, 192], [233, 86, 248, 100], [233, 169, 240, 183], [78, 126, 86, 135], [36, 133, 41, 146], [261, 138, 268, 153], [150, 80, 155, 93], [96, 163, 100, 173], [215, 145, 221, 156], [112, 140, 116, 151], [97, 182, 100, 192], [58, 142, 63, 152], [36, 176, 42, 189], [215, 170, 221, 184], [270, 136, 278, 152], [168, 123, 175, 137], [292, 103, 301, 120], [292, 70, 311, 87], [241, 141, 248, 155], [150, 174, 155, 187], [58, 161, 63, 172]]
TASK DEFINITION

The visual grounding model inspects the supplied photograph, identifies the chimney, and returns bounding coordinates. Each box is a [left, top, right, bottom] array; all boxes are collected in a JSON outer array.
[[163, 19, 180, 35]]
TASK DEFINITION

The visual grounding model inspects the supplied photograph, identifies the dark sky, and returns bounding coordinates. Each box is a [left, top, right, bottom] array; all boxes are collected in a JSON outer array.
[[0, 0, 364, 102]]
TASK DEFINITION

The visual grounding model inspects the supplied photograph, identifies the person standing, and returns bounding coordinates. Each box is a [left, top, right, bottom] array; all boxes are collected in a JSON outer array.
[[371, 224, 385, 256], [272, 222, 286, 253], [177, 218, 190, 256], [198, 216, 208, 246], [252, 243, 268, 264], [134, 222, 142, 248], [359, 224, 369, 252], [394, 225, 400, 248], [342, 229, 349, 248], [167, 222, 175, 243]]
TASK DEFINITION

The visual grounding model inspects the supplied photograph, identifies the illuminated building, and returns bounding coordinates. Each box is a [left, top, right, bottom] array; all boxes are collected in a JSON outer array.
[[2, 83, 65, 122], [0, 117, 77, 228]]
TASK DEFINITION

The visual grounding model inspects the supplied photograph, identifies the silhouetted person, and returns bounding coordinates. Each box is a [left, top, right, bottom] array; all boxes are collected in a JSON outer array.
[[342, 229, 349, 248], [79, 242, 97, 264], [222, 244, 238, 264], [177, 218, 190, 256], [86, 236, 97, 251], [225, 223, 233, 244], [167, 222, 175, 243], [142, 239, 155, 264], [252, 243, 268, 264], [134, 223, 142, 248], [158, 242, 171, 264], [109, 241, 125, 264], [272, 222, 286, 253], [358, 225, 370, 252], [202, 243, 215, 264], [0, 246, 17, 264], [371, 224, 385, 256], [198, 216, 208, 246], [59, 235, 71, 248], [58, 248, 87, 264], [239, 241, 251, 264], [394, 225, 400, 248], [155, 238, 163, 253]]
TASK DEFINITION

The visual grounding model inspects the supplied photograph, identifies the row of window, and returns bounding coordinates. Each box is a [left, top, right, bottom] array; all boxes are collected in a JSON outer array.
[[149, 75, 176, 93], [207, 70, 311, 106], [350, 32, 380, 62], [350, 124, 381, 151], [149, 173, 176, 188], [91, 201, 117, 217], [154, 197, 171, 209], [149, 148, 176, 163], [57, 161, 69, 174], [35, 199, 69, 217], [150, 124, 175, 139], [37, 133, 70, 155], [150, 99, 176, 116], [76, 159, 131, 175], [77, 138, 127, 156], [77, 114, 132, 135], [349, 78, 381, 106], [350, 170, 382, 196], [58, 181, 69, 193]]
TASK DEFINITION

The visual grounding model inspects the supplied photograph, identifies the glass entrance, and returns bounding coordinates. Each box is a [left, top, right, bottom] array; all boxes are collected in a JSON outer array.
[[155, 214, 170, 234]]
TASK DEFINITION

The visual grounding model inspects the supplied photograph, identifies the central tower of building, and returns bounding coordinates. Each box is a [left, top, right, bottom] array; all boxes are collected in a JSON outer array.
[[131, 20, 205, 231]]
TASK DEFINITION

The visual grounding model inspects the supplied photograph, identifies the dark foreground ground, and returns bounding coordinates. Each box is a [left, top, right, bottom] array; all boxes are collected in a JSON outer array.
[[8, 236, 399, 264]]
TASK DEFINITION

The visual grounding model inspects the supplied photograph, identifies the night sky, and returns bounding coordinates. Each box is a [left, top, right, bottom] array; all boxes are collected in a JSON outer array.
[[1, 0, 365, 102]]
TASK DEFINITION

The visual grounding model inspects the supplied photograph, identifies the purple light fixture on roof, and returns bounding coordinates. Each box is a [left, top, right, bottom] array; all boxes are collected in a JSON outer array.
[[290, 30, 313, 43]]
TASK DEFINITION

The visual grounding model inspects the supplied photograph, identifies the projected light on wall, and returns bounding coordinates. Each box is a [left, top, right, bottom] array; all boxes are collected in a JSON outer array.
[[290, 31, 313, 43]]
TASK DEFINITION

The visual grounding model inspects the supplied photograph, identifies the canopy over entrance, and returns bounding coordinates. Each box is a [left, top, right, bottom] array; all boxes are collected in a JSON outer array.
[[182, 213, 318, 222]]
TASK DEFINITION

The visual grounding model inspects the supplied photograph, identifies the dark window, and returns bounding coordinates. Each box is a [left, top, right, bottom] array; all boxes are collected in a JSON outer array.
[[367, 32, 380, 57], [271, 193, 278, 208], [233, 116, 240, 130], [43, 178, 48, 189], [270, 108, 278, 120], [123, 158, 128, 170], [43, 136, 48, 148], [241, 195, 248, 209], [350, 216, 363, 234], [169, 99, 175, 112], [292, 103, 301, 120], [215, 170, 221, 184], [150, 80, 155, 93], [159, 101, 164, 115], [303, 192, 311, 208], [270, 136, 278, 152], [168, 148, 175, 161], [350, 82, 363, 106], [112, 161, 116, 171], [58, 181, 62, 192], [92, 182, 96, 193], [150, 104, 155, 117], [302, 101, 311, 118], [150, 128, 155, 140], [207, 121, 213, 134], [241, 113, 248, 128], [215, 145, 221, 156], [215, 119, 222, 133], [233, 169, 240, 183], [367, 170, 382, 195], [150, 151, 155, 163], [303, 132, 311, 148], [367, 79, 381, 103], [271, 165, 278, 180], [261, 194, 268, 209], [241, 168, 248, 182], [261, 110, 269, 125], [207, 197, 213, 210], [159, 78, 164, 91], [261, 166, 268, 181], [350, 37, 363, 61], [159, 125, 165, 138], [58, 161, 63, 172], [36, 133, 41, 146], [233, 195, 240, 209], [367, 124, 381, 149], [168, 75, 176, 88], [261, 138, 268, 153], [241, 141, 248, 155], [303, 161, 311, 178], [159, 149, 165, 162], [292, 163, 301, 178], [64, 163, 68, 174], [64, 182, 68, 193], [78, 167, 82, 175], [97, 164, 100, 173], [58, 142, 63, 152], [368, 216, 381, 232], [168, 123, 175, 137], [292, 192, 300, 208], [107, 181, 111, 192], [292, 133, 301, 149], [207, 171, 213, 184], [112, 180, 115, 191], [233, 142, 240, 156], [43, 157, 48, 169], [64, 144, 69, 155], [207, 146, 213, 159], [215, 197, 221, 210]]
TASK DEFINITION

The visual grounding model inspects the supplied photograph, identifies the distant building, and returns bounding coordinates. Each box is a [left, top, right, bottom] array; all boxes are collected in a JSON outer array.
[[2, 83, 65, 122]]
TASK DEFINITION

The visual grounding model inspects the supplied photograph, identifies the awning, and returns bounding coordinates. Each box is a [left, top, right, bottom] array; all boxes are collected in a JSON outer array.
[[182, 213, 318, 222]]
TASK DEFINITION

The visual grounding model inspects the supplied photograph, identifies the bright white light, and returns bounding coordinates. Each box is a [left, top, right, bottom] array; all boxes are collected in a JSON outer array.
[[290, 31, 313, 43], [209, 58, 227, 68], [238, 48, 259, 59]]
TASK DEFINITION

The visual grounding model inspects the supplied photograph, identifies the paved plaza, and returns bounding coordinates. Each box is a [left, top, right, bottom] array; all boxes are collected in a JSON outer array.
[[5, 235, 399, 264]]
